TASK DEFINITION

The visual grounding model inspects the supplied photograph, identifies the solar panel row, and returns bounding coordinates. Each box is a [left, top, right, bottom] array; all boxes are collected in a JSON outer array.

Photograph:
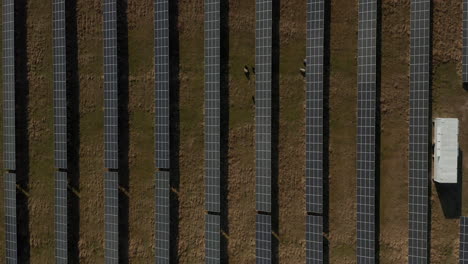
[[53, 0, 67, 170], [306, 0, 324, 215], [53, 1, 69, 261], [463, 0, 468, 83], [155, 171, 170, 263], [3, 0, 15, 171], [357, 0, 377, 263], [204, 0, 222, 262], [306, 1, 325, 263], [256, 0, 272, 214], [154, 1, 171, 262], [104, 0, 119, 170], [3, 1, 17, 263], [461, 217, 468, 263], [306, 215, 323, 263], [204, 0, 221, 214], [255, 2, 273, 263], [55, 172, 68, 263], [409, 0, 430, 263], [155, 0, 170, 170], [104, 171, 119, 263], [205, 214, 220, 264], [5, 173, 17, 263], [255, 0, 273, 261], [103, 2, 119, 263]]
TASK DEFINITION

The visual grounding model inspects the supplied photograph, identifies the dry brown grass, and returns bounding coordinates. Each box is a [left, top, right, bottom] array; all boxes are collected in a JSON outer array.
[[1, 0, 467, 263]]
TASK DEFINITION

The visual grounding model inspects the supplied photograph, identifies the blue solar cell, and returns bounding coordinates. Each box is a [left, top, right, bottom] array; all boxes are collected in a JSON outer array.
[[205, 0, 221, 213], [205, 214, 220, 264], [53, 0, 68, 170], [306, 215, 323, 263], [103, 0, 119, 170], [3, 0, 16, 171], [460, 217, 468, 263], [155, 171, 170, 263], [55, 171, 67, 263], [5, 173, 17, 263], [104, 171, 119, 263], [256, 214, 271, 264]]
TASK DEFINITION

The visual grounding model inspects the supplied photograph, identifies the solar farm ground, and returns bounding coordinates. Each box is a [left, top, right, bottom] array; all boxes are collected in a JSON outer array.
[[0, 0, 468, 263]]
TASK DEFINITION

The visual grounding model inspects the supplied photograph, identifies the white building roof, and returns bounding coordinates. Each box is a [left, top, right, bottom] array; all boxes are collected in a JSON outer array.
[[434, 118, 459, 183]]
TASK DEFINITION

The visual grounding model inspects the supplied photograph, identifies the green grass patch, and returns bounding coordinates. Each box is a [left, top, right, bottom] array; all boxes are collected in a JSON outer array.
[[128, 24, 154, 75], [433, 62, 463, 116]]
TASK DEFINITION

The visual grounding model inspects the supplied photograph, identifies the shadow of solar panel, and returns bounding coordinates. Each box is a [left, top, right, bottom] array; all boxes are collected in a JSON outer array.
[[256, 214, 271, 264], [204, 0, 221, 213], [306, 0, 325, 215], [103, 0, 119, 170], [408, 0, 430, 263], [306, 215, 323, 263], [461, 217, 468, 263], [356, 0, 377, 263], [55, 171, 67, 263], [104, 172, 119, 263], [464, 0, 468, 83], [155, 171, 170, 263], [155, 0, 170, 169], [4, 173, 17, 263], [255, 0, 273, 214], [205, 214, 220, 264], [3, 0, 16, 171], [53, 0, 68, 170]]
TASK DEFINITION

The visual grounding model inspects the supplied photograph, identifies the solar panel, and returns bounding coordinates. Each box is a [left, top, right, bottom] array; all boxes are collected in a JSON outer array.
[[155, 171, 170, 263], [204, 0, 221, 213], [306, 215, 323, 263], [55, 171, 67, 263], [4, 173, 17, 263], [460, 217, 468, 263], [463, 0, 468, 83], [409, 0, 430, 263], [256, 214, 271, 263], [205, 214, 220, 264], [255, 0, 272, 213], [103, 0, 118, 169], [3, 0, 15, 171], [104, 172, 118, 263], [306, 0, 325, 214], [53, 0, 67, 170], [155, 0, 170, 169], [357, 0, 377, 262]]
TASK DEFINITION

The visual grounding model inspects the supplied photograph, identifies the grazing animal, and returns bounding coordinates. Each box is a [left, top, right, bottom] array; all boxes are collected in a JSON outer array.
[[299, 68, 306, 76], [244, 65, 250, 79]]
